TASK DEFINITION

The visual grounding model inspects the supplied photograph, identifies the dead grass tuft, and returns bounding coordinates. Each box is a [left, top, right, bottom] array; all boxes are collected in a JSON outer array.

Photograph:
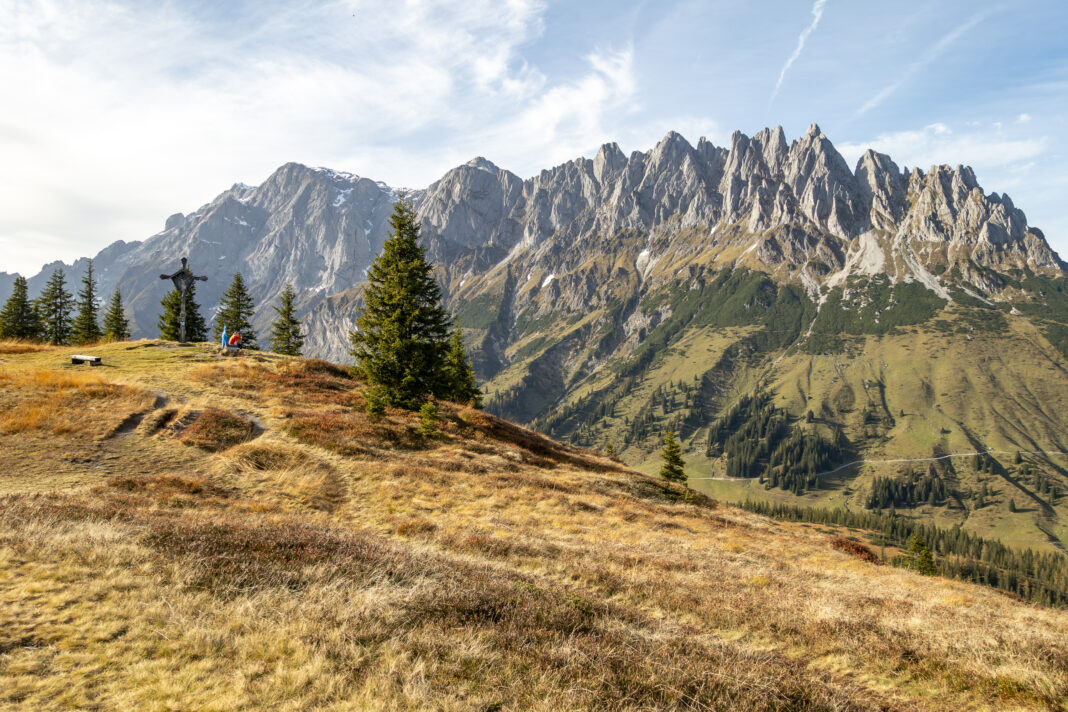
[[284, 409, 427, 454], [108, 474, 229, 499], [144, 517, 427, 594], [217, 440, 345, 511], [393, 516, 437, 537], [276, 357, 352, 380], [178, 408, 256, 452], [221, 440, 319, 472], [0, 340, 52, 354]]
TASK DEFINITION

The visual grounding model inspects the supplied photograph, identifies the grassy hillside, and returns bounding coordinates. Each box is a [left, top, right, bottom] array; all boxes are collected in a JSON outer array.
[[1, 340, 1067, 710]]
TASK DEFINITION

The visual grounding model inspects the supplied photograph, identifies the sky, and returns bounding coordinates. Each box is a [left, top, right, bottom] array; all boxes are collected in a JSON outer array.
[[1, 0, 1066, 275]]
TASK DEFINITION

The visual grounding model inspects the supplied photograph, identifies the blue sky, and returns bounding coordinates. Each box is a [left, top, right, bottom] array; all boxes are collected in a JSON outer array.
[[1, 0, 1065, 275]]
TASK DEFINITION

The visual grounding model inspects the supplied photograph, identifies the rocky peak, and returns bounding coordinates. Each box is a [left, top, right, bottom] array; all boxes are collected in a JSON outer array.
[[164, 213, 187, 231], [464, 156, 502, 174], [419, 156, 524, 259], [783, 123, 865, 238], [695, 137, 727, 184], [593, 142, 626, 183], [752, 125, 789, 175], [649, 131, 693, 163], [854, 149, 906, 230]]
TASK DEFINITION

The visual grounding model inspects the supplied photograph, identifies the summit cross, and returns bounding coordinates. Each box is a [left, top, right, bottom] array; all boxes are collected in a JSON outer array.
[[160, 257, 208, 344]]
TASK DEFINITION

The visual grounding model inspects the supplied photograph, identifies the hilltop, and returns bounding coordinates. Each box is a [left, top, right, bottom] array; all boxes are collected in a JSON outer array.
[[1, 341, 1067, 710]]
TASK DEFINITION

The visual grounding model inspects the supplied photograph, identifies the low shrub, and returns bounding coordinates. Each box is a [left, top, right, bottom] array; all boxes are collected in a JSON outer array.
[[830, 535, 882, 564], [178, 408, 256, 452]]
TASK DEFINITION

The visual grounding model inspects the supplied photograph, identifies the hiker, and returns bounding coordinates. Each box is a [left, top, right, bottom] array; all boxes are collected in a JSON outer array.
[[228, 331, 242, 349]]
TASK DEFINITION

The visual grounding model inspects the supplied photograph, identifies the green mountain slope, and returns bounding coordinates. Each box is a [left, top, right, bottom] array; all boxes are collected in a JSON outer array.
[[474, 265, 1068, 553]]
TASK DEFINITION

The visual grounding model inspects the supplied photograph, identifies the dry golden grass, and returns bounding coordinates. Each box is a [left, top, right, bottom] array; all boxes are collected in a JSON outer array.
[[0, 340, 52, 355], [0, 367, 157, 438], [0, 343, 1066, 711]]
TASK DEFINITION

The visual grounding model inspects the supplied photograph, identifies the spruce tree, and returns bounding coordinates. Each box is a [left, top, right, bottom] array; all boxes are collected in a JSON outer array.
[[0, 275, 41, 340], [36, 268, 73, 345], [213, 273, 257, 348], [269, 283, 304, 356], [659, 431, 686, 482], [443, 325, 482, 407], [71, 259, 103, 345], [905, 534, 937, 575], [349, 198, 451, 409], [158, 282, 207, 342], [102, 288, 130, 341]]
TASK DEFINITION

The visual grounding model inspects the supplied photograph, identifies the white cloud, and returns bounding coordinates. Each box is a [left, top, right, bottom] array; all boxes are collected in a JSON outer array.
[[838, 122, 1046, 174], [855, 9, 992, 117], [1017, 113, 1032, 124], [488, 47, 638, 168], [771, 0, 828, 102], [0, 0, 563, 274]]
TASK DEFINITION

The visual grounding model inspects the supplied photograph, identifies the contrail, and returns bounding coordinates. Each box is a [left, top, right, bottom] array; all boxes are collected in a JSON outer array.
[[771, 0, 828, 102], [855, 8, 993, 117]]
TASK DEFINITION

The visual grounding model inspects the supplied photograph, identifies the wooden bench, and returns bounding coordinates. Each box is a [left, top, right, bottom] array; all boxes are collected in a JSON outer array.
[[71, 355, 102, 366]]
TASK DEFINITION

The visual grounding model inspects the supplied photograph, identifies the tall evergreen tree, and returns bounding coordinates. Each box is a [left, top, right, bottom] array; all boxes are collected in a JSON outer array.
[[269, 283, 304, 356], [349, 198, 451, 409], [660, 431, 686, 482], [443, 325, 482, 407], [213, 273, 257, 348], [102, 288, 130, 341], [158, 282, 207, 342], [0, 276, 41, 340], [36, 268, 73, 345], [71, 259, 103, 344]]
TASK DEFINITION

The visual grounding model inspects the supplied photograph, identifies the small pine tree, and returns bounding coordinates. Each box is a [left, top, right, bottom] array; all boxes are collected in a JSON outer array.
[[605, 442, 616, 457], [213, 273, 257, 348], [269, 283, 304, 356], [349, 198, 451, 410], [158, 282, 207, 342], [419, 401, 439, 437], [1008, 498, 1017, 513], [364, 387, 386, 416], [905, 535, 937, 575], [71, 259, 103, 345], [102, 288, 130, 341], [443, 325, 482, 407], [36, 268, 73, 345], [659, 431, 686, 482], [0, 275, 41, 340]]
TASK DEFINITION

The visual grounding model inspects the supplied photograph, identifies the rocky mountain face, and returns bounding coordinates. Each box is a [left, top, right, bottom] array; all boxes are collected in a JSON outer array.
[[10, 125, 1068, 549], [19, 164, 414, 347], [15, 124, 1060, 358]]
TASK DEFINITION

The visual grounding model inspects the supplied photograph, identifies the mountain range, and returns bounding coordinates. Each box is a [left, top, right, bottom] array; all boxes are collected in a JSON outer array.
[[8, 124, 1068, 550]]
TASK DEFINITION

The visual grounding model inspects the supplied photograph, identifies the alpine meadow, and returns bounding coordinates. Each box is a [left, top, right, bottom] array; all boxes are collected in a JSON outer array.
[[3, 1, 1068, 710]]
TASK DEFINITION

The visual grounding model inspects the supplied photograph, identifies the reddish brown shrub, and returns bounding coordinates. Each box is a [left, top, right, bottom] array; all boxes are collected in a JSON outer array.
[[178, 408, 256, 452], [830, 535, 882, 564]]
